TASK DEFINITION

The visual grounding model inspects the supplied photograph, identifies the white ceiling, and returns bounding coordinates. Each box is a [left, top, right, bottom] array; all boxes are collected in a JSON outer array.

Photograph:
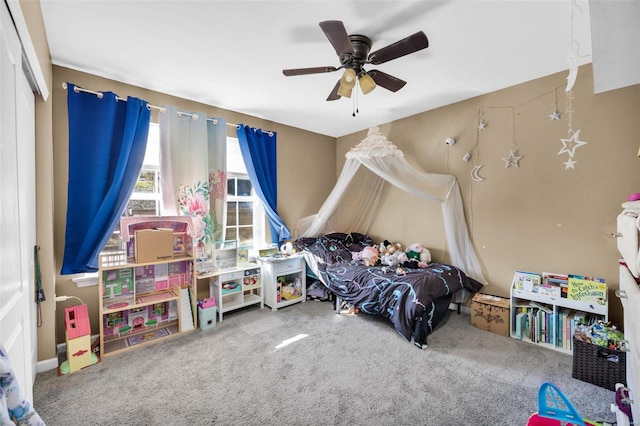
[[39, 0, 593, 138]]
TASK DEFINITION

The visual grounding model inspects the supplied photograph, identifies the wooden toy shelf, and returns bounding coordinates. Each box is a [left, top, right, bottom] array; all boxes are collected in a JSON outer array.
[[101, 320, 181, 355], [101, 288, 179, 315]]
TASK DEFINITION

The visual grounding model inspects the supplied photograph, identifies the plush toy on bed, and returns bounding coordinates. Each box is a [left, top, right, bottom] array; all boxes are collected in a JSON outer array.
[[361, 246, 380, 266], [379, 241, 401, 256], [404, 243, 432, 268], [381, 252, 400, 267], [380, 241, 403, 267]]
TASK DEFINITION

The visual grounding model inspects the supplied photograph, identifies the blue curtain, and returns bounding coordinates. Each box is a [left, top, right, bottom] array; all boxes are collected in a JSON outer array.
[[61, 83, 151, 274], [236, 125, 291, 243]]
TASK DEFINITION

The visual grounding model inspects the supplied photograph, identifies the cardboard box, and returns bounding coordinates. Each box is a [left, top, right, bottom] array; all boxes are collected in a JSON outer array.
[[470, 293, 510, 336], [135, 228, 174, 263]]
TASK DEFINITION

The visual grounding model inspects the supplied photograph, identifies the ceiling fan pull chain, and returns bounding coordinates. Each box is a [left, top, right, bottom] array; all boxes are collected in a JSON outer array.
[[352, 82, 358, 117]]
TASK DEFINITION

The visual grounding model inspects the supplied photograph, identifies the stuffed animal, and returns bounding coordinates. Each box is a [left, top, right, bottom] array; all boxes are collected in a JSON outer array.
[[406, 242, 423, 252], [406, 243, 424, 260], [280, 241, 295, 256], [378, 240, 391, 254], [351, 251, 363, 261], [387, 242, 402, 255], [420, 247, 432, 263], [381, 253, 399, 267], [361, 246, 379, 266], [403, 259, 420, 269]]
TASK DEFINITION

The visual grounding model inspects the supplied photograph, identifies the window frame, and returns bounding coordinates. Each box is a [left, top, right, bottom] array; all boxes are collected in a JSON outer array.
[[225, 172, 266, 251]]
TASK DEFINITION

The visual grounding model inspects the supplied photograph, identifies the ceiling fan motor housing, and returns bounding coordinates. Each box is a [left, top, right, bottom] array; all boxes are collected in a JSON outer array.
[[342, 35, 371, 72]]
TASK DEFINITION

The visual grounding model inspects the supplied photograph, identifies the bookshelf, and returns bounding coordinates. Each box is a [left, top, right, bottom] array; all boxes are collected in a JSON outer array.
[[510, 271, 608, 354]]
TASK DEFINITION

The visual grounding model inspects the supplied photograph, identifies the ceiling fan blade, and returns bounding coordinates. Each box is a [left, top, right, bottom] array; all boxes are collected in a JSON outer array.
[[283, 66, 338, 76], [368, 31, 429, 65], [319, 20, 355, 56], [326, 80, 341, 101], [368, 70, 407, 92]]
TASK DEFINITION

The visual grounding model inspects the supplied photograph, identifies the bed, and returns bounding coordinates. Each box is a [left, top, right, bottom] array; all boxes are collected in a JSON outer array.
[[295, 232, 483, 348]]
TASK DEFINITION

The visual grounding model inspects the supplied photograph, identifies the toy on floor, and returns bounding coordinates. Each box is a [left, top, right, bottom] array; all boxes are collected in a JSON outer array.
[[526, 382, 602, 426]]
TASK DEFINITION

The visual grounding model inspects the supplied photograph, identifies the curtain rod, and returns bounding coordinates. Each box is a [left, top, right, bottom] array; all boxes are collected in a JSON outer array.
[[62, 83, 273, 135], [62, 82, 165, 112]]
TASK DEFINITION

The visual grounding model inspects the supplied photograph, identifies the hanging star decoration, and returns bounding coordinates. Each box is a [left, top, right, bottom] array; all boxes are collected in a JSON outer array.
[[502, 150, 523, 168], [558, 129, 588, 157], [477, 121, 486, 131], [549, 111, 561, 121], [563, 158, 577, 169]]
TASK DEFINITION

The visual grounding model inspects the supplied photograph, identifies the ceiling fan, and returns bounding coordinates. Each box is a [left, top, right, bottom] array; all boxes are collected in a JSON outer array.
[[282, 20, 429, 101]]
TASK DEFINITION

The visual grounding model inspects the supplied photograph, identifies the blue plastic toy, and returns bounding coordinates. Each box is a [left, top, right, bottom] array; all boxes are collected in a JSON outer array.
[[527, 382, 601, 426]]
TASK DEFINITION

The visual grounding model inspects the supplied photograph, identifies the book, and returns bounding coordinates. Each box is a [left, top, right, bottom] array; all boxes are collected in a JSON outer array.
[[528, 301, 552, 314], [513, 271, 542, 293], [566, 275, 607, 304], [542, 272, 569, 286], [515, 310, 528, 340]]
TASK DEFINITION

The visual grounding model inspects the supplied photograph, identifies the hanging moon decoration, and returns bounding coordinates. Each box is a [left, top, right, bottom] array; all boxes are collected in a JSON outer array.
[[471, 165, 485, 182]]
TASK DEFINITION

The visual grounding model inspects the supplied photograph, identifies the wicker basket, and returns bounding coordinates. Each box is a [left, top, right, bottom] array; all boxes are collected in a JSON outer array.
[[572, 338, 626, 391]]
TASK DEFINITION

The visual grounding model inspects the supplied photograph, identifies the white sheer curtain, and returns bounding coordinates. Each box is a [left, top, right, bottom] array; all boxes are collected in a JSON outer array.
[[159, 106, 210, 259], [207, 119, 227, 243], [296, 127, 487, 287]]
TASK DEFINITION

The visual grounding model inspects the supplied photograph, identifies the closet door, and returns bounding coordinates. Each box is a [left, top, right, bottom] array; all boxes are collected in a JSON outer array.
[[0, 1, 36, 402]]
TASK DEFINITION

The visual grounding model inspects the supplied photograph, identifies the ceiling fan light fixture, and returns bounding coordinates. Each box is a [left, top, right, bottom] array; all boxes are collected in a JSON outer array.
[[340, 68, 357, 89], [359, 73, 376, 94], [337, 84, 353, 98]]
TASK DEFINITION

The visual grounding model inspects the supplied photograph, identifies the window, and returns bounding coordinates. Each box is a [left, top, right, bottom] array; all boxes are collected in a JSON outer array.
[[102, 123, 161, 252], [225, 138, 265, 249], [101, 132, 264, 253], [126, 123, 161, 216]]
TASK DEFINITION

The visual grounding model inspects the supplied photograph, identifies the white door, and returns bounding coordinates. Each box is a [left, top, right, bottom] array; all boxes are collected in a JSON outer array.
[[0, 0, 36, 402]]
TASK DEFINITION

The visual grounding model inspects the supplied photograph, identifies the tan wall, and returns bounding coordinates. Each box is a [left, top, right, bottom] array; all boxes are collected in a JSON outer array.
[[20, 0, 639, 359], [50, 66, 336, 348], [19, 0, 58, 362], [337, 64, 640, 329]]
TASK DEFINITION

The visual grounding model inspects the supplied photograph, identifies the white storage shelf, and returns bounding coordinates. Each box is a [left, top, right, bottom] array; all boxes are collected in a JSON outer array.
[[259, 255, 306, 311], [510, 272, 608, 354], [207, 264, 263, 321]]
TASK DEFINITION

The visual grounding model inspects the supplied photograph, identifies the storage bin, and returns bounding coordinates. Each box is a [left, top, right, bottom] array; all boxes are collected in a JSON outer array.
[[198, 306, 217, 331], [571, 338, 626, 391], [470, 293, 510, 336]]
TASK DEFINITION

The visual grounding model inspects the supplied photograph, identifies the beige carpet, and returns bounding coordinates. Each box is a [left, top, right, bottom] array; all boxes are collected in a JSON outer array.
[[33, 300, 617, 425]]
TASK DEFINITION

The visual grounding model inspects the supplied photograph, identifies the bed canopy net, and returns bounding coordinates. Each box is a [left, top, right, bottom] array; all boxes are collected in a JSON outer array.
[[295, 126, 488, 286]]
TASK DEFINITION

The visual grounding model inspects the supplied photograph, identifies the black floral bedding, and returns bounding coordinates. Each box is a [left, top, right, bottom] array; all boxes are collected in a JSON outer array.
[[295, 233, 483, 348]]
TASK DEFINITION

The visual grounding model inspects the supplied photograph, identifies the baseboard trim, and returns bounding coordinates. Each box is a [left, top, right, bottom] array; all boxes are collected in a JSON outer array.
[[37, 357, 58, 373]]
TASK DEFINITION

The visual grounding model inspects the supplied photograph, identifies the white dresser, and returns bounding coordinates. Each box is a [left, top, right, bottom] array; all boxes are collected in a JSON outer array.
[[615, 202, 640, 423]]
